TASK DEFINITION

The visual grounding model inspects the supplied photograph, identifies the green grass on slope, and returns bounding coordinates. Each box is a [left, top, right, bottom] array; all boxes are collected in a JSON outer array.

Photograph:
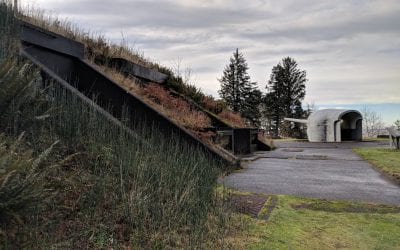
[[354, 148, 400, 184], [0, 58, 225, 248], [233, 195, 400, 250], [0, 2, 232, 248]]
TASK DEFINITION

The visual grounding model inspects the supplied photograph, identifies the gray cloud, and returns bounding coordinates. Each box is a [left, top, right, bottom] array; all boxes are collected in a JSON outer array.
[[378, 48, 400, 54], [240, 10, 400, 42], [33, 0, 275, 29]]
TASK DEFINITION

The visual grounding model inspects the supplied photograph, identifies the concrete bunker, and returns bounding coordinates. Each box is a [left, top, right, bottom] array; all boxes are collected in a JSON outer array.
[[286, 109, 363, 142]]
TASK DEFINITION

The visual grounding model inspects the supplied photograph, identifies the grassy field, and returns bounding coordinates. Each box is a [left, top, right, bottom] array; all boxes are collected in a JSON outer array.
[[354, 148, 400, 184], [230, 195, 400, 249]]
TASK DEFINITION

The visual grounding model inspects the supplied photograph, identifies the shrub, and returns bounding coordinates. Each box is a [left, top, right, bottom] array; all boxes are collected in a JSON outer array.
[[156, 65, 205, 104], [0, 133, 57, 224], [202, 95, 226, 114], [0, 60, 50, 137], [218, 110, 248, 128], [142, 83, 211, 130], [0, 58, 57, 235]]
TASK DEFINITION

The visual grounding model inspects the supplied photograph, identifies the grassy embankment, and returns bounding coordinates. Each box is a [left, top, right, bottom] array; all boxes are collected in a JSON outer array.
[[354, 148, 400, 184], [18, 2, 262, 153], [228, 193, 400, 249], [0, 2, 236, 248]]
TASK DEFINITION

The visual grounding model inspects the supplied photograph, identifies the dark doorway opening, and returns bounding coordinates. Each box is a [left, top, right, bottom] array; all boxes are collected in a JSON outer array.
[[341, 112, 362, 141]]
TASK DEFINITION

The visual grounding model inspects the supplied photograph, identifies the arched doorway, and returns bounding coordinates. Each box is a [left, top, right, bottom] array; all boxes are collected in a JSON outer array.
[[340, 112, 362, 141]]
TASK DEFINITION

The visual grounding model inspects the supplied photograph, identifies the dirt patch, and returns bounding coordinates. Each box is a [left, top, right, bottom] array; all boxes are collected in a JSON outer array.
[[291, 201, 400, 214], [229, 194, 268, 217]]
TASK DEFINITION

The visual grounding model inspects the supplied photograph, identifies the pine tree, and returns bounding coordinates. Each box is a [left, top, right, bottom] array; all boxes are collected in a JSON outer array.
[[218, 49, 261, 126], [242, 88, 262, 126], [264, 57, 307, 137]]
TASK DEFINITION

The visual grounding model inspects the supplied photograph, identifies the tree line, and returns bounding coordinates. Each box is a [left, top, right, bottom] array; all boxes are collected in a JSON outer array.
[[218, 48, 308, 138]]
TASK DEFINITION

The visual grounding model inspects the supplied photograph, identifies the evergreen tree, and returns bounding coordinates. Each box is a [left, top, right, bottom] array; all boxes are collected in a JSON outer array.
[[218, 48, 261, 126], [242, 88, 262, 126], [264, 57, 307, 137]]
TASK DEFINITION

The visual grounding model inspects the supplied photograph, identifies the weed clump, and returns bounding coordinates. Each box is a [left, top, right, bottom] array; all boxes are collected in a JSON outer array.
[[219, 110, 248, 128], [0, 134, 56, 225], [141, 83, 212, 130]]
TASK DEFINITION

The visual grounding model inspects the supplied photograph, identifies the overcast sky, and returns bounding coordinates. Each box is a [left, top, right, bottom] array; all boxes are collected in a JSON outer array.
[[22, 0, 400, 114]]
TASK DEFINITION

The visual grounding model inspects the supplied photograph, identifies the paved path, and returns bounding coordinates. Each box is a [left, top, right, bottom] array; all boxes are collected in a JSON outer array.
[[223, 141, 400, 205]]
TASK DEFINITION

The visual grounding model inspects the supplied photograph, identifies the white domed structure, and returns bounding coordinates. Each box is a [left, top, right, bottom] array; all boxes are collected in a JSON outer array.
[[285, 109, 363, 142]]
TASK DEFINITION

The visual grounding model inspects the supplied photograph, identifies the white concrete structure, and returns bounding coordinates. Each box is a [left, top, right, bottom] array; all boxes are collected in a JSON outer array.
[[285, 109, 363, 142]]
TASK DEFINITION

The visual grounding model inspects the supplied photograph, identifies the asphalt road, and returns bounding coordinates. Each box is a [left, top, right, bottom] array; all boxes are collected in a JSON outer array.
[[223, 141, 400, 205]]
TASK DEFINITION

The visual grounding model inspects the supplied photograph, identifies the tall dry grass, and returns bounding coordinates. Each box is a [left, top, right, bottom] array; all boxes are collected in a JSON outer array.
[[0, 2, 228, 247], [0, 59, 226, 248], [20, 5, 152, 68]]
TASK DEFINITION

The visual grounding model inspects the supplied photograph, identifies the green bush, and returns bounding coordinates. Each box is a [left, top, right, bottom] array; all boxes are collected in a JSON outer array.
[[0, 133, 57, 224], [157, 65, 206, 104], [0, 60, 50, 137], [0, 1, 18, 60]]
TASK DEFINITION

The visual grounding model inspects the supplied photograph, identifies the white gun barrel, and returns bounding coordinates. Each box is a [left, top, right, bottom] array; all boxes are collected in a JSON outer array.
[[284, 118, 308, 124]]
